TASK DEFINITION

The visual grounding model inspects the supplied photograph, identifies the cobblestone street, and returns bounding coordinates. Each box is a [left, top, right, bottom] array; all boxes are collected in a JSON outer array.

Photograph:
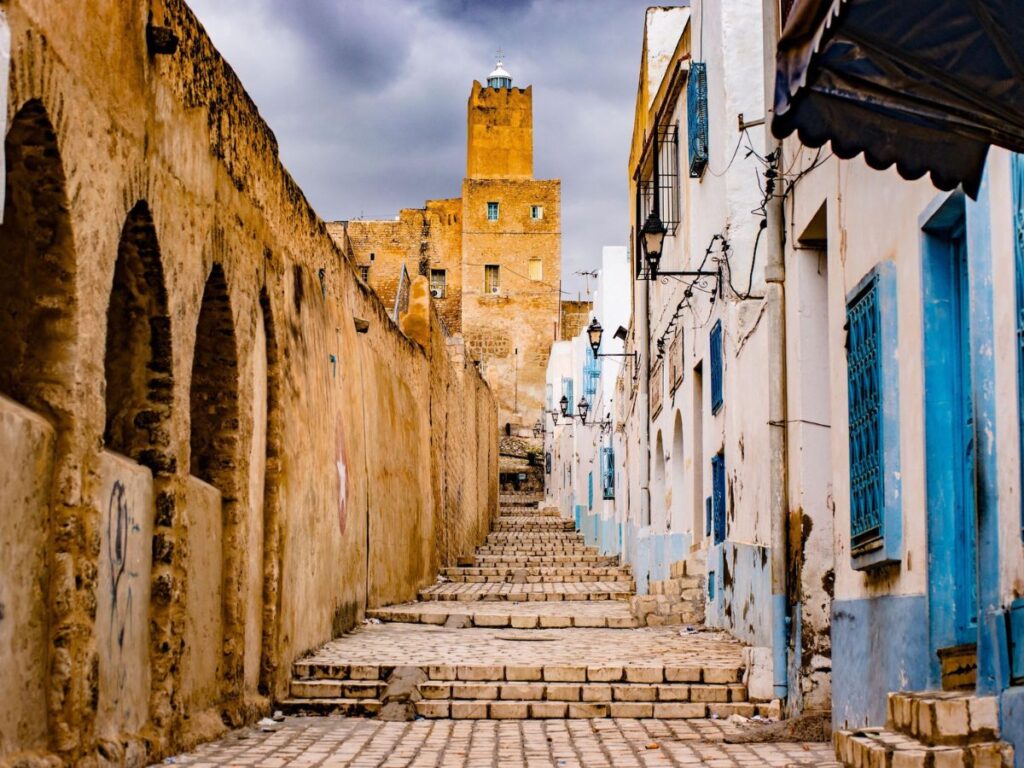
[[161, 716, 839, 768]]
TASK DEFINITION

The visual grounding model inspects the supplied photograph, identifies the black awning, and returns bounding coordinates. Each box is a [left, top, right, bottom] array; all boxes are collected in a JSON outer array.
[[772, 0, 1024, 197]]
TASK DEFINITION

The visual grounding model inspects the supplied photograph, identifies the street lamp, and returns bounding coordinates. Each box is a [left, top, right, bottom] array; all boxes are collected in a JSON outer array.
[[577, 396, 590, 424], [532, 419, 543, 438], [559, 394, 569, 419], [641, 211, 668, 277], [586, 317, 640, 378]]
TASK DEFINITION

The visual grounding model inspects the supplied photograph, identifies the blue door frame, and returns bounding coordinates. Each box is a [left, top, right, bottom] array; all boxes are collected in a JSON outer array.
[[923, 196, 979, 668]]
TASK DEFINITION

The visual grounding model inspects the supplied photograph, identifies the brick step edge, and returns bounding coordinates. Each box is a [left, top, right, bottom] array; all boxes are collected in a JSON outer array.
[[417, 592, 633, 602], [833, 729, 1014, 768], [277, 698, 381, 716], [444, 576, 635, 584], [416, 701, 769, 720], [366, 610, 641, 629]]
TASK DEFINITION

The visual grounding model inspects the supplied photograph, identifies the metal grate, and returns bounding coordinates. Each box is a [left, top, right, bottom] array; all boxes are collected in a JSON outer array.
[[687, 62, 709, 178], [712, 453, 726, 545], [847, 274, 884, 546], [710, 320, 723, 413]]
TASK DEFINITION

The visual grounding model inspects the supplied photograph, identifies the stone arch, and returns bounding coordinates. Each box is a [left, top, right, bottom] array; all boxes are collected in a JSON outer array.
[[0, 99, 77, 424], [652, 430, 666, 530], [256, 287, 285, 698], [0, 97, 75, 759], [187, 262, 243, 699], [671, 410, 685, 533], [103, 201, 174, 471]]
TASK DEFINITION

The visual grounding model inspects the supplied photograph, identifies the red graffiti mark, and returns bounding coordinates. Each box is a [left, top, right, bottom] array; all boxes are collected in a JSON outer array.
[[335, 420, 349, 535]]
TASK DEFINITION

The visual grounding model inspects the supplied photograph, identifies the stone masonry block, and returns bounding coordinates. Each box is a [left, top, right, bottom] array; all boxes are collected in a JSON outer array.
[[501, 683, 543, 701], [450, 701, 488, 719], [545, 684, 581, 702], [457, 665, 503, 681], [568, 703, 609, 718], [613, 685, 657, 702], [654, 703, 706, 719], [625, 667, 663, 683], [531, 702, 568, 718], [609, 703, 654, 718], [415, 701, 450, 718], [489, 702, 529, 719], [505, 666, 542, 681], [586, 666, 624, 682], [544, 666, 586, 682]]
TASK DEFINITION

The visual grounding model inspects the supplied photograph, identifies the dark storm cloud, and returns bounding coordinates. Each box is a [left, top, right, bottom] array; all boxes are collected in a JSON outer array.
[[187, 0, 663, 293]]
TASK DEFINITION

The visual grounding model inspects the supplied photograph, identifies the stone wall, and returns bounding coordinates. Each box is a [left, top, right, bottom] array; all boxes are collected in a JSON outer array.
[[0, 1, 498, 765]]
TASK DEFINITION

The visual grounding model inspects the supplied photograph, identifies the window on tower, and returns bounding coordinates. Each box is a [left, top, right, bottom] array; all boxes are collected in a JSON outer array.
[[429, 269, 447, 298], [485, 265, 501, 294], [487, 201, 499, 221], [531, 205, 544, 220]]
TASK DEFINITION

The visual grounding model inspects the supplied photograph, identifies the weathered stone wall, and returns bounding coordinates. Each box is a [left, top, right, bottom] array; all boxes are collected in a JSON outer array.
[[467, 82, 533, 180], [0, 1, 498, 765], [559, 300, 594, 340]]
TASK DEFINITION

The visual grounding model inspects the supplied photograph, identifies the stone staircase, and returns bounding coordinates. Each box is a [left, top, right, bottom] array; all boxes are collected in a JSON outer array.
[[281, 491, 766, 721], [833, 691, 1014, 767], [631, 550, 707, 627]]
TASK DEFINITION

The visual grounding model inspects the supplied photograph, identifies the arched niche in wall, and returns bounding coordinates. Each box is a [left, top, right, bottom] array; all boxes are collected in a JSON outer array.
[[0, 97, 76, 757], [184, 262, 242, 707], [652, 430, 666, 530], [104, 201, 174, 470]]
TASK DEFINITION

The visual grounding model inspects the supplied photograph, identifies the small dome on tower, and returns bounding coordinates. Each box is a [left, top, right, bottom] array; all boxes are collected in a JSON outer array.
[[487, 53, 512, 89]]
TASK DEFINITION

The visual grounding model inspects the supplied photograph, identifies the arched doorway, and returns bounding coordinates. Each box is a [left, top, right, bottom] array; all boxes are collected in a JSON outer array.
[[652, 430, 666, 531], [0, 99, 76, 759], [671, 411, 685, 534]]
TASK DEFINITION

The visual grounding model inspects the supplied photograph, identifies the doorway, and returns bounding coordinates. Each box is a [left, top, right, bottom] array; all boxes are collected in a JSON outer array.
[[922, 192, 978, 686]]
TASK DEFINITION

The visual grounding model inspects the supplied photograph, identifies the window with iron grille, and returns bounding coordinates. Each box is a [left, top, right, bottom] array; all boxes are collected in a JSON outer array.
[[710, 320, 723, 413], [561, 376, 574, 416], [584, 347, 600, 397], [484, 264, 500, 294], [711, 452, 726, 545], [669, 326, 683, 393], [687, 62, 709, 178], [601, 446, 615, 499], [1014, 153, 1024, 539], [429, 269, 446, 298], [638, 123, 680, 235], [847, 274, 884, 547]]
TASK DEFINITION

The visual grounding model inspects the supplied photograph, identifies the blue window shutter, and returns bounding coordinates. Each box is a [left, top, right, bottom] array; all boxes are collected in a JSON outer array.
[[711, 453, 726, 545], [584, 347, 600, 397], [710, 320, 723, 413], [561, 376, 574, 415], [687, 62, 709, 178], [1014, 154, 1024, 539], [588, 472, 593, 510], [847, 274, 884, 546]]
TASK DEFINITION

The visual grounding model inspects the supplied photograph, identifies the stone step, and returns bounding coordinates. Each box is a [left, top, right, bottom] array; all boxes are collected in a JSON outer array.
[[887, 691, 1002, 747], [293, 660, 745, 688], [474, 545, 598, 554], [471, 555, 620, 566], [415, 699, 767, 720], [485, 532, 585, 542], [366, 601, 640, 629], [290, 678, 385, 699], [833, 727, 1013, 768], [418, 582, 633, 602], [415, 679, 747, 704], [442, 566, 633, 584], [277, 697, 381, 716], [490, 519, 576, 531]]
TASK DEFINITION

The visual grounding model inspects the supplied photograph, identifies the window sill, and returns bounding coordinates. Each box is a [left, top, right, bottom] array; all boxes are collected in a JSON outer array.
[[851, 535, 901, 571]]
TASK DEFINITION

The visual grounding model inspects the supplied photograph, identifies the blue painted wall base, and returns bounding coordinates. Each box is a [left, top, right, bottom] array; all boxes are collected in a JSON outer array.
[[831, 594, 929, 729], [1000, 686, 1024, 768]]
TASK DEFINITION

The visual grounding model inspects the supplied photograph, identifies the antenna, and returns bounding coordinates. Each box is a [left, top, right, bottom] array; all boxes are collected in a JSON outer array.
[[496, 47, 504, 65]]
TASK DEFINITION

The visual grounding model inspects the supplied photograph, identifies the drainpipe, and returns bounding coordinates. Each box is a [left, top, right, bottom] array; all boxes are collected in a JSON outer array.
[[762, 0, 790, 706]]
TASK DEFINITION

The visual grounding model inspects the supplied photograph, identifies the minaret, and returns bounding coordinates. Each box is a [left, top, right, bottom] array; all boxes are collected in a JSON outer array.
[[467, 53, 533, 180]]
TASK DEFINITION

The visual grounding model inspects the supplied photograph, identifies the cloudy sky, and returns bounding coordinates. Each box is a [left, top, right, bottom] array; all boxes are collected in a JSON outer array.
[[187, 0, 664, 296]]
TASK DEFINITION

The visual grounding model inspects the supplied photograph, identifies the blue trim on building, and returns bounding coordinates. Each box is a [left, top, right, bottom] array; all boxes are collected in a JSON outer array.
[[831, 594, 930, 729], [966, 172, 1005, 695]]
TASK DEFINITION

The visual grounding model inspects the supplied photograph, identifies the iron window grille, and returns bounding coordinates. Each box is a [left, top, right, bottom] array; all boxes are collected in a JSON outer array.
[[638, 123, 681, 237], [846, 273, 884, 548], [710, 319, 723, 413], [601, 446, 615, 500], [688, 62, 709, 178]]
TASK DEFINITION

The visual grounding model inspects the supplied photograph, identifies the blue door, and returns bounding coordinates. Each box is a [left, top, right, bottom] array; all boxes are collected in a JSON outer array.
[[711, 453, 726, 545], [923, 202, 979, 654]]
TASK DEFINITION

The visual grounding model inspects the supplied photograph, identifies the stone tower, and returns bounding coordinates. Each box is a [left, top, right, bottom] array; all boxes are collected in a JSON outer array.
[[460, 58, 561, 433]]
